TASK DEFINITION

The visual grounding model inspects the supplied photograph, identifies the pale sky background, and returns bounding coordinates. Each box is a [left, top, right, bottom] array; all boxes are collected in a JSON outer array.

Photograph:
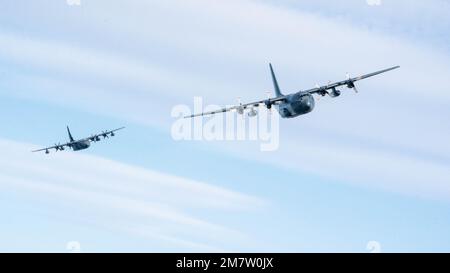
[[0, 0, 449, 252]]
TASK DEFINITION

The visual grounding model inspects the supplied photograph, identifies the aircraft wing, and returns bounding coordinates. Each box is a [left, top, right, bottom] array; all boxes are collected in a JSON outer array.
[[302, 66, 400, 95], [32, 142, 74, 153], [184, 96, 287, 118], [80, 127, 126, 142]]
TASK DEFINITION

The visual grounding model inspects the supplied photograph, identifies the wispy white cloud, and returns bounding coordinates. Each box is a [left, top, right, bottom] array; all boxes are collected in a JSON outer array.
[[211, 132, 450, 201], [0, 0, 449, 209], [283, 0, 450, 48], [0, 138, 264, 251]]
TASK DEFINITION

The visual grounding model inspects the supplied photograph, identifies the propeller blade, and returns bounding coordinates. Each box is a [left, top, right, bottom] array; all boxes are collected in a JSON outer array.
[[345, 72, 358, 93], [236, 97, 245, 115]]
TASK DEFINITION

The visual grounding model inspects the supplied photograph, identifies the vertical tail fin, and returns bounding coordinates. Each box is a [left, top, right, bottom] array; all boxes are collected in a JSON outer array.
[[67, 126, 74, 142], [269, 63, 283, 97]]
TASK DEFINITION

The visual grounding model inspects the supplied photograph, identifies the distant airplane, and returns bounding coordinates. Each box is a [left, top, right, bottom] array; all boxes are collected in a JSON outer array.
[[32, 126, 125, 154], [185, 64, 400, 119]]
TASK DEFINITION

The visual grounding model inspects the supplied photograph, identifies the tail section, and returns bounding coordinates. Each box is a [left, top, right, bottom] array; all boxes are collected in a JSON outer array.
[[67, 126, 74, 142], [269, 63, 283, 97]]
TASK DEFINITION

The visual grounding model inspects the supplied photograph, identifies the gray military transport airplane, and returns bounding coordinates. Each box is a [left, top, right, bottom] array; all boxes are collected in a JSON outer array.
[[32, 126, 125, 154], [185, 64, 400, 119]]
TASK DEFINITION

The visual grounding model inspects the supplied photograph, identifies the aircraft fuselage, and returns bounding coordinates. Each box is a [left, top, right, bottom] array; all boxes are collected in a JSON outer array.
[[277, 93, 315, 118], [70, 140, 91, 151]]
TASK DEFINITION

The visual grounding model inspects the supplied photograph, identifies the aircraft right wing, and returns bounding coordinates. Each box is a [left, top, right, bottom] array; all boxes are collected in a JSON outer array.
[[32, 142, 74, 153], [184, 96, 287, 118], [79, 127, 126, 142]]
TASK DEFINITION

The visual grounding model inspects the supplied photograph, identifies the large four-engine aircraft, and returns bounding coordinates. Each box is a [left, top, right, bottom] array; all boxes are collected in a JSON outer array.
[[32, 126, 125, 154], [185, 64, 400, 119]]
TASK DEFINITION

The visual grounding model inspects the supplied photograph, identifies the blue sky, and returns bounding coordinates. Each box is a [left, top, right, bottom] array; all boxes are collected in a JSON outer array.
[[0, 0, 450, 252]]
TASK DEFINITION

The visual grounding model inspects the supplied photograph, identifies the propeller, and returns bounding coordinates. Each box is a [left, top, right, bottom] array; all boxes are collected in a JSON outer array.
[[45, 149, 50, 154], [111, 132, 115, 137], [265, 91, 273, 113], [101, 131, 109, 139], [315, 82, 329, 101], [236, 97, 244, 115], [315, 84, 322, 101], [346, 73, 358, 93], [54, 143, 64, 151]]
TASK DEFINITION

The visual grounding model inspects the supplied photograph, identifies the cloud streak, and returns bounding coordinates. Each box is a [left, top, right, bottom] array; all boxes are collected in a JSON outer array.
[[0, 138, 264, 251], [0, 0, 449, 251]]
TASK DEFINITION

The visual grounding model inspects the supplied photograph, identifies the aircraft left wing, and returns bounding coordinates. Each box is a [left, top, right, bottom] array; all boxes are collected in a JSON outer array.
[[301, 66, 400, 96], [184, 96, 287, 118]]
